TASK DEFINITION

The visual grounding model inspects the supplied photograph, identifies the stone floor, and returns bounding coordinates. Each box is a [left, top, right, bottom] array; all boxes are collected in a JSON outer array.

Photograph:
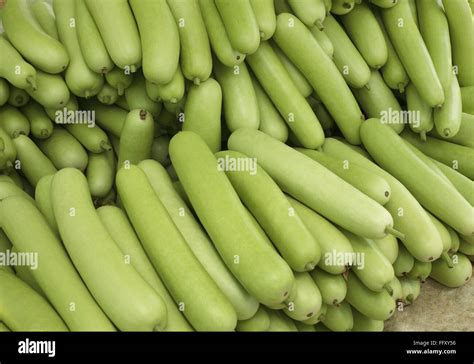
[[385, 278, 474, 331]]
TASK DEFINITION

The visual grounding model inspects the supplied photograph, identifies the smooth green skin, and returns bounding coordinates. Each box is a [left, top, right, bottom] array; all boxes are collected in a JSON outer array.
[[105, 68, 133, 96], [402, 130, 474, 181], [433, 75, 462, 138], [65, 123, 111, 154], [229, 128, 394, 239], [36, 127, 88, 171], [297, 148, 391, 205], [116, 96, 130, 110], [25, 70, 70, 109], [370, 0, 398, 8], [362, 120, 474, 236], [34, 175, 58, 235], [448, 226, 460, 254], [2, 0, 69, 74], [267, 309, 298, 331], [12, 134, 56, 187], [85, 0, 141, 70], [252, 76, 288, 142], [0, 128, 17, 169], [146, 67, 185, 104], [274, 0, 292, 14], [374, 10, 408, 92], [331, 0, 355, 15], [310, 27, 334, 59], [5, 169, 25, 190], [0, 79, 9, 107], [272, 42, 313, 98], [323, 0, 332, 12], [432, 159, 474, 206], [0, 322, 10, 332], [215, 0, 261, 55], [52, 168, 167, 331], [352, 70, 404, 134], [213, 59, 260, 132], [97, 206, 192, 332], [183, 78, 222, 153], [130, 0, 179, 85], [116, 165, 237, 331], [236, 306, 270, 332], [199, 0, 245, 67], [12, 245, 46, 297], [351, 307, 384, 332], [7, 86, 30, 107], [138, 160, 259, 321], [295, 321, 316, 332], [31, 0, 58, 40], [406, 83, 434, 137], [250, 0, 276, 40], [431, 111, 474, 147], [247, 42, 324, 149], [169, 131, 294, 306], [346, 273, 395, 321], [86, 150, 115, 198], [388, 275, 403, 301], [344, 230, 395, 292], [407, 260, 432, 283], [151, 136, 171, 167], [118, 110, 154, 168], [427, 211, 453, 257], [274, 13, 364, 145], [321, 301, 353, 331], [168, 0, 212, 84], [288, 0, 326, 28], [374, 234, 398, 264], [301, 302, 327, 325], [75, 0, 112, 74], [381, 0, 444, 107], [459, 240, 474, 256], [0, 181, 34, 202], [217, 150, 320, 272], [431, 252, 473, 288], [399, 277, 420, 304], [0, 270, 67, 331], [323, 15, 370, 89], [125, 72, 162, 117], [442, 0, 474, 87], [97, 83, 118, 106], [21, 101, 53, 139], [340, 3, 387, 69], [310, 268, 347, 306], [393, 242, 415, 277], [417, 0, 452, 91], [288, 196, 354, 274], [0, 105, 30, 137], [80, 99, 127, 138], [461, 87, 474, 115], [0, 176, 15, 185], [0, 195, 115, 331], [322, 137, 444, 262]]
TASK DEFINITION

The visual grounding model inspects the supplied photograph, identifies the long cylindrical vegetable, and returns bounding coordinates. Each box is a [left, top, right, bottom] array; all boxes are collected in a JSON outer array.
[[0, 270, 68, 332], [183, 78, 222, 153], [273, 13, 364, 144], [340, 3, 388, 69], [86, 150, 115, 198], [34, 175, 59, 235], [21, 101, 53, 139], [283, 272, 323, 321], [247, 41, 324, 149], [97, 83, 118, 105], [25, 70, 70, 109], [297, 148, 391, 205], [124, 72, 162, 117], [310, 27, 334, 59], [169, 131, 295, 306], [310, 268, 347, 306], [442, 0, 474, 87], [426, 211, 452, 264], [0, 105, 31, 137], [381, 0, 444, 107], [31, 0, 58, 40], [393, 241, 415, 277], [0, 181, 34, 202], [361, 120, 473, 237], [216, 150, 320, 272], [229, 128, 395, 239], [351, 308, 384, 332], [85, 0, 141, 71], [97, 206, 193, 332], [215, 0, 261, 55], [406, 83, 433, 140], [0, 195, 115, 331], [352, 69, 404, 134], [213, 59, 260, 132], [2, 0, 69, 74], [431, 159, 474, 206], [322, 15, 370, 89], [130, 0, 179, 85], [138, 159, 259, 321], [52, 168, 168, 331], [430, 112, 474, 148], [399, 277, 420, 304], [433, 75, 462, 138], [104, 68, 133, 96], [250, 0, 277, 40], [168, 0, 212, 84], [322, 137, 444, 262], [288, 0, 326, 28], [407, 260, 432, 283], [145, 67, 185, 104], [374, 234, 399, 264], [236, 306, 270, 332], [116, 165, 238, 330], [80, 99, 127, 138], [321, 301, 353, 331]]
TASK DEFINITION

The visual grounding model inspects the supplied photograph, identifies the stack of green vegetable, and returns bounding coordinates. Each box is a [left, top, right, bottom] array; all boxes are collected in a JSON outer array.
[[0, 0, 472, 333]]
